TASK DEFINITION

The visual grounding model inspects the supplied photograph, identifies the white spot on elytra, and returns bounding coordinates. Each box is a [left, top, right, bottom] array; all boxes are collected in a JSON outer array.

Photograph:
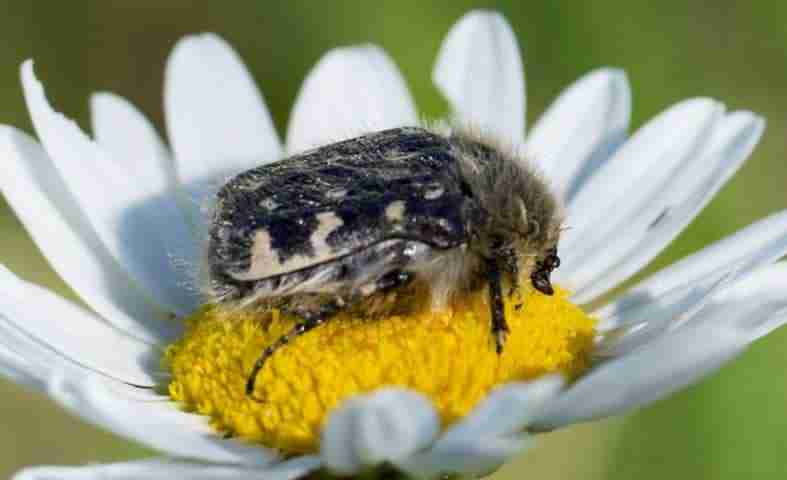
[[424, 185, 444, 200], [385, 201, 406, 223], [326, 188, 348, 199], [310, 212, 344, 254], [230, 212, 347, 280], [231, 228, 275, 280], [360, 283, 376, 296]]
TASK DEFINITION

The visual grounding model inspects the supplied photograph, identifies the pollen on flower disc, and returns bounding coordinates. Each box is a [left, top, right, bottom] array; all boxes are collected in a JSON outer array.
[[164, 287, 596, 454]]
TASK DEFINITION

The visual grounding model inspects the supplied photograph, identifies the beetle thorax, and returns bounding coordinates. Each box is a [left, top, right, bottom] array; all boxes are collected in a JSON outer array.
[[450, 132, 562, 263]]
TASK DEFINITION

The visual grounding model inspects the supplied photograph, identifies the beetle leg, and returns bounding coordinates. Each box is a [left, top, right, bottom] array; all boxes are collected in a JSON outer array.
[[486, 259, 509, 354], [245, 270, 415, 398], [245, 301, 339, 397], [506, 251, 520, 297]]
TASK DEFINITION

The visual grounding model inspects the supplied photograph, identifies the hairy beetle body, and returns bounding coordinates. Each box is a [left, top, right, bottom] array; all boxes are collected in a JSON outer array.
[[206, 127, 563, 395]]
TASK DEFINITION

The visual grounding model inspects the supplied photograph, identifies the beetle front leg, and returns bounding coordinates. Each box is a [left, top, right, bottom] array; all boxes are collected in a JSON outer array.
[[486, 259, 509, 354]]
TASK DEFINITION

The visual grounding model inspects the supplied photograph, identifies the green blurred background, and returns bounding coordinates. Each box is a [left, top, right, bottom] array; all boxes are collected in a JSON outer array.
[[0, 1, 785, 478]]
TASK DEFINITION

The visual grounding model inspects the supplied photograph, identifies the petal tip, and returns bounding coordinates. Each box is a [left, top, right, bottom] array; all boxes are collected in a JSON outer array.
[[739, 111, 766, 142], [90, 90, 117, 106], [601, 67, 629, 86], [89, 91, 125, 123], [322, 388, 439, 476], [319, 43, 387, 65], [19, 59, 40, 94], [434, 8, 524, 143], [456, 9, 508, 25], [731, 110, 766, 133], [171, 31, 227, 53], [166, 32, 236, 80], [686, 96, 726, 112], [19, 58, 34, 76], [579, 67, 630, 96]]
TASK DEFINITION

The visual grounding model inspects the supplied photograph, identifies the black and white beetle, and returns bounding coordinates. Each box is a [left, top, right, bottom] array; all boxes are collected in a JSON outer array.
[[206, 127, 563, 395]]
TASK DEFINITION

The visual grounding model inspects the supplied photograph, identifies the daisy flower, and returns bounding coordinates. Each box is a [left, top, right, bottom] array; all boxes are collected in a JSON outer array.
[[2, 9, 785, 480]]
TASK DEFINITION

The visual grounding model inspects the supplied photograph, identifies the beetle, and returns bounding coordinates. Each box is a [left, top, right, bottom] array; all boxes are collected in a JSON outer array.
[[205, 126, 563, 396]]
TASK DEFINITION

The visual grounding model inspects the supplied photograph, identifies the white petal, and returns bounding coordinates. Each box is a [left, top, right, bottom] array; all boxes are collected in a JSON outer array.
[[321, 389, 439, 476], [48, 372, 277, 466], [0, 126, 179, 343], [260, 456, 323, 480], [286, 45, 418, 153], [533, 263, 787, 429], [558, 97, 724, 277], [0, 342, 44, 391], [395, 377, 562, 479], [533, 322, 745, 429], [20, 61, 199, 316], [441, 375, 563, 440], [594, 266, 738, 357], [90, 92, 175, 194], [164, 33, 282, 224], [433, 10, 525, 144], [0, 309, 90, 388], [90, 92, 196, 228], [13, 456, 321, 480], [569, 112, 764, 303], [596, 209, 787, 327], [0, 265, 159, 386], [399, 434, 530, 479], [0, 280, 107, 392], [526, 68, 631, 198], [692, 262, 787, 341], [90, 91, 202, 307]]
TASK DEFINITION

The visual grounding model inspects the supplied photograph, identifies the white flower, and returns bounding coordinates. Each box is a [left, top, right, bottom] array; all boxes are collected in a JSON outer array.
[[1, 8, 783, 480]]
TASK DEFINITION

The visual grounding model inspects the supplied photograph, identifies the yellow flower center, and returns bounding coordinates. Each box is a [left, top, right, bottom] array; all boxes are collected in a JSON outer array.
[[165, 286, 595, 454]]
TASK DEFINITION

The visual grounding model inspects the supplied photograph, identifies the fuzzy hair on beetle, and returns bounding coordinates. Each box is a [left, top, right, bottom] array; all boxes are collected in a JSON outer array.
[[204, 126, 563, 395]]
